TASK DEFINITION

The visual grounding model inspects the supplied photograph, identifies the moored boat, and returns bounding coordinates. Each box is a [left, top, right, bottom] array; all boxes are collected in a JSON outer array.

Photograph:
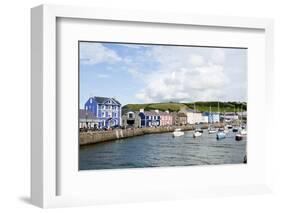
[[208, 127, 217, 134], [173, 128, 184, 137], [235, 133, 243, 141], [226, 124, 233, 129], [195, 128, 203, 133], [240, 129, 247, 135], [193, 131, 202, 138], [216, 131, 226, 140]]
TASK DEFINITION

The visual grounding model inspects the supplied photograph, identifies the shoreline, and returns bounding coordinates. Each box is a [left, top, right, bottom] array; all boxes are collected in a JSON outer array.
[[80, 123, 225, 146]]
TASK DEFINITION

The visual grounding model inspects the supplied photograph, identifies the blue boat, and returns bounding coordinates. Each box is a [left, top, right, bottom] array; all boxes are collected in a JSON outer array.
[[216, 131, 226, 140]]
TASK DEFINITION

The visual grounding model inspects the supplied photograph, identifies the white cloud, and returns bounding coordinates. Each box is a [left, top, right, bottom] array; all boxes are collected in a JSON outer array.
[[133, 46, 232, 103], [188, 54, 205, 66], [80, 43, 121, 64]]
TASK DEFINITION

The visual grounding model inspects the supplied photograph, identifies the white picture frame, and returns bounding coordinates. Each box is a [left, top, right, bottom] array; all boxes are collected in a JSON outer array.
[[31, 4, 274, 208]]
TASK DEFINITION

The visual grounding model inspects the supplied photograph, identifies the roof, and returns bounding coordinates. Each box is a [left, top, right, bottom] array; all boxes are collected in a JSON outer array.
[[91, 96, 121, 105], [177, 112, 187, 117], [93, 96, 108, 103], [186, 109, 202, 113], [79, 109, 97, 120], [140, 111, 160, 116], [112, 98, 121, 105], [202, 112, 220, 116], [158, 111, 171, 116]]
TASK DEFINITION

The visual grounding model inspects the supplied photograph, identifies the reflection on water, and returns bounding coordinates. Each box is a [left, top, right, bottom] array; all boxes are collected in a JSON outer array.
[[79, 130, 246, 170]]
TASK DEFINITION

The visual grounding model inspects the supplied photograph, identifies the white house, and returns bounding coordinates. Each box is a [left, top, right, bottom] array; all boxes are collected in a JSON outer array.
[[186, 109, 204, 124]]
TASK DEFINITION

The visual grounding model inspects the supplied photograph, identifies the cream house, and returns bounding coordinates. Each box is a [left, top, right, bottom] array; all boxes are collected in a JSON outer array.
[[186, 109, 204, 124]]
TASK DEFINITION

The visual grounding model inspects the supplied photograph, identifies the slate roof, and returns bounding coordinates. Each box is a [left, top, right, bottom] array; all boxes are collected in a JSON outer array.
[[177, 112, 187, 117], [140, 111, 160, 116], [91, 96, 121, 105]]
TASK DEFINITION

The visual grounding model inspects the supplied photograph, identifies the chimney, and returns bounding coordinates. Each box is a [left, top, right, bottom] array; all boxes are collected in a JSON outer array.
[[139, 108, 144, 113]]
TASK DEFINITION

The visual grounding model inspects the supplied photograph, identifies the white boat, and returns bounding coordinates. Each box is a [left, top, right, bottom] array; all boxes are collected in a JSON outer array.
[[208, 128, 217, 134], [173, 128, 184, 137], [193, 131, 202, 138], [195, 128, 203, 133], [216, 131, 226, 140], [240, 129, 247, 135]]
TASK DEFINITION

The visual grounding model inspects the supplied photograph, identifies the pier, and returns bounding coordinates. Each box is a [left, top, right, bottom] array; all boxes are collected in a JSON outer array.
[[80, 123, 224, 145]]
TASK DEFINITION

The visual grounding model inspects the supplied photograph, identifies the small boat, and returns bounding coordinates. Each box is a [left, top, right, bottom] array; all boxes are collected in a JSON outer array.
[[235, 133, 243, 141], [193, 131, 202, 138], [208, 128, 217, 134], [240, 129, 247, 135], [216, 131, 226, 140], [173, 128, 184, 137], [225, 124, 233, 129], [195, 128, 203, 133]]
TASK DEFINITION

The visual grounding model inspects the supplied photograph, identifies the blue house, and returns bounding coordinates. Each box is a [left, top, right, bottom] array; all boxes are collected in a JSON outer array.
[[203, 112, 220, 123], [139, 109, 161, 127], [84, 96, 122, 128]]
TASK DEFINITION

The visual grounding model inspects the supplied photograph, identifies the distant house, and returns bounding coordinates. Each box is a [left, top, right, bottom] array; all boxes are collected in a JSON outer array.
[[221, 112, 239, 122], [84, 96, 122, 128], [171, 112, 179, 126], [79, 109, 99, 129], [202, 113, 209, 123], [177, 112, 188, 125], [122, 111, 141, 128], [139, 109, 161, 127], [203, 112, 220, 123], [186, 109, 204, 124], [159, 110, 173, 126]]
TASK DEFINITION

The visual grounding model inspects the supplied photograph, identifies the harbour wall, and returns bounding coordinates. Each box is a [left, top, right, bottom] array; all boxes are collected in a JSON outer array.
[[80, 123, 224, 145]]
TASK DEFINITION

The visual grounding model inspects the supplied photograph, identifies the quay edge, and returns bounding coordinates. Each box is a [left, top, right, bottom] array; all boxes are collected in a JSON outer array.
[[80, 123, 224, 146]]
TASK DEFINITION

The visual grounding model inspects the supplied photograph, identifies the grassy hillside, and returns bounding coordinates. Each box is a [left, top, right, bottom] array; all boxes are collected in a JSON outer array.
[[122, 101, 247, 114], [122, 102, 187, 113], [185, 101, 247, 113]]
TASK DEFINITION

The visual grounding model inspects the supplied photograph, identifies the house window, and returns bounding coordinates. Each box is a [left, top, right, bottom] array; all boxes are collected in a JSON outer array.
[[102, 112, 105, 118]]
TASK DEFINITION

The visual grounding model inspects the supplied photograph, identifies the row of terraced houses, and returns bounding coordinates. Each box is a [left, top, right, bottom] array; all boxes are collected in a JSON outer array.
[[80, 96, 239, 129]]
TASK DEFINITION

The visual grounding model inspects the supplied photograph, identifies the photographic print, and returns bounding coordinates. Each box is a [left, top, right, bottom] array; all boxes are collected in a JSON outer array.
[[79, 41, 247, 170]]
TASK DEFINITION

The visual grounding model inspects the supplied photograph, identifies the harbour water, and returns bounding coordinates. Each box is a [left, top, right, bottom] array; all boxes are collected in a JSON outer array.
[[79, 130, 247, 170]]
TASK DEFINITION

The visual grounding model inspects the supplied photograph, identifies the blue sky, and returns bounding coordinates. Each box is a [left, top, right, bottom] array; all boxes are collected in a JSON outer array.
[[79, 42, 247, 108]]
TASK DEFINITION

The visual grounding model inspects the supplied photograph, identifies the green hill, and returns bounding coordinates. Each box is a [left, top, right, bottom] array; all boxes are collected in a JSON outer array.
[[122, 101, 247, 114]]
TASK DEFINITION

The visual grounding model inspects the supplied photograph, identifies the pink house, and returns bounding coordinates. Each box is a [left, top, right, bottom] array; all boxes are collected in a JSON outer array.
[[159, 110, 173, 126]]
